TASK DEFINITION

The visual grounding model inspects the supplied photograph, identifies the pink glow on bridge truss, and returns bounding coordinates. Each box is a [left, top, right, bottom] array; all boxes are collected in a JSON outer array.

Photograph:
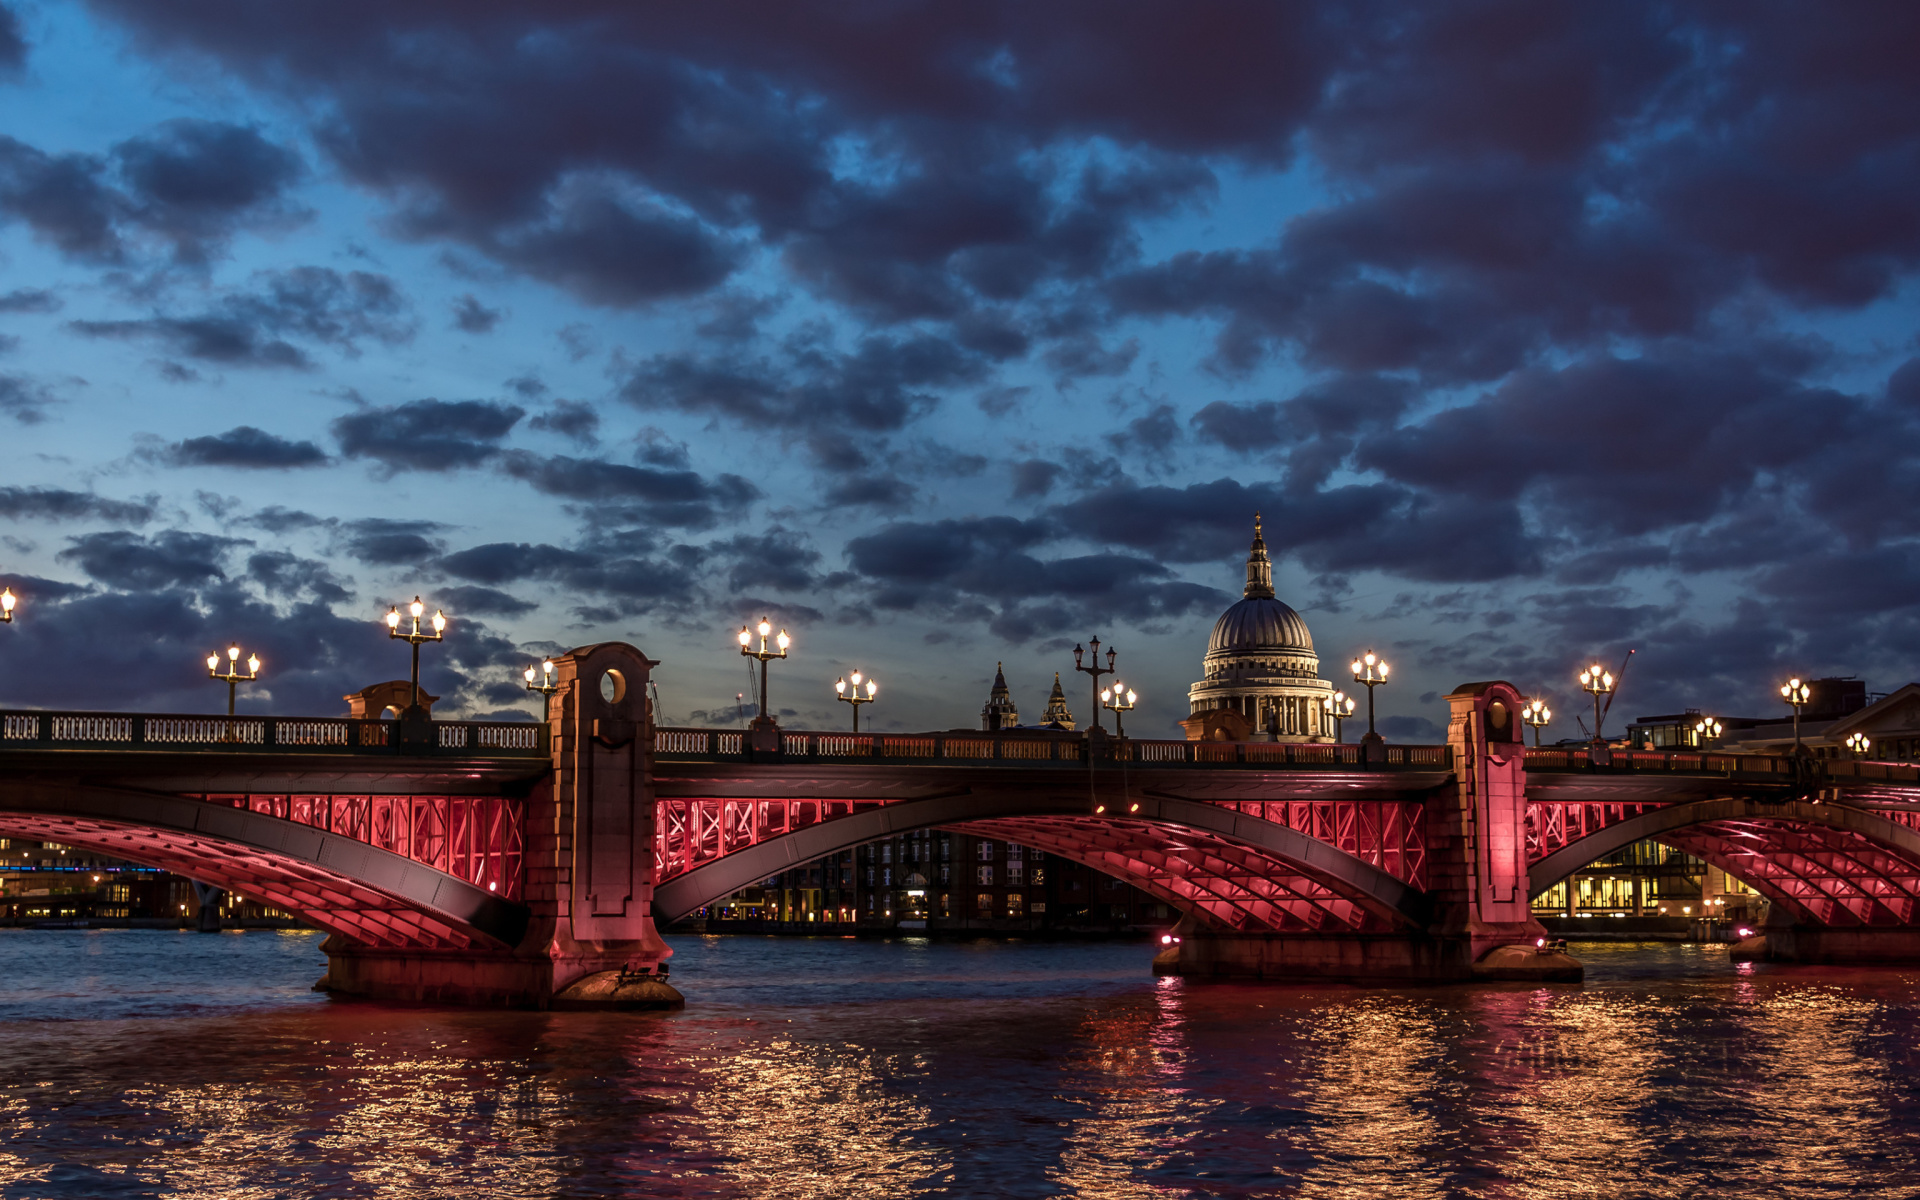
[[949, 818, 1411, 933], [1664, 820, 1920, 926], [654, 796, 1426, 933], [0, 812, 484, 949], [197, 794, 526, 901], [1526, 801, 1665, 863]]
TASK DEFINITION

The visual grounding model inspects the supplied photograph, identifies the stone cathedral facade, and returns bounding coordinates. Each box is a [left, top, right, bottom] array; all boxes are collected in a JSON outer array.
[[1183, 515, 1334, 742]]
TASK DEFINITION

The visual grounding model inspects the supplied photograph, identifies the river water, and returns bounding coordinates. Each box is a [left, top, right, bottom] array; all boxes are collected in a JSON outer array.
[[2, 931, 1919, 1198]]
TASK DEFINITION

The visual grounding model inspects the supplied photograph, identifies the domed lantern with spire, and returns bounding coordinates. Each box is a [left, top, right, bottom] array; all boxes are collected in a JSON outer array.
[[1182, 513, 1334, 742]]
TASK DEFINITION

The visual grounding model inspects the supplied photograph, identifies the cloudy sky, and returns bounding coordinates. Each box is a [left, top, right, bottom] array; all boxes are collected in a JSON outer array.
[[0, 2, 1916, 740]]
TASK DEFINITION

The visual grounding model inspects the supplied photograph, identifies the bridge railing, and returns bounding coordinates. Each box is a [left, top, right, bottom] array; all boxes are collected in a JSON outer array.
[[653, 728, 1452, 770], [1520, 746, 1920, 782], [0, 710, 548, 758]]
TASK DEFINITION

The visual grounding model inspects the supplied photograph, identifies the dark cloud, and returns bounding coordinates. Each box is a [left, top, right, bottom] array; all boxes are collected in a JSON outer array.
[[111, 119, 305, 262], [70, 267, 413, 368], [332, 398, 524, 471], [246, 549, 349, 602], [163, 425, 329, 468], [335, 518, 447, 565], [526, 398, 599, 445], [0, 4, 23, 74], [0, 487, 155, 524], [0, 287, 59, 313], [0, 135, 123, 262], [843, 515, 1223, 640], [437, 540, 697, 612], [710, 531, 822, 592], [436, 584, 539, 617], [451, 293, 502, 333], [0, 373, 56, 423], [56, 529, 244, 590], [495, 450, 757, 528]]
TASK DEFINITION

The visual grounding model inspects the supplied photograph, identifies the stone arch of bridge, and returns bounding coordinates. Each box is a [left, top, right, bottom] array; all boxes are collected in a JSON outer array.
[[1528, 797, 1920, 927], [0, 782, 530, 950], [651, 790, 1430, 934]]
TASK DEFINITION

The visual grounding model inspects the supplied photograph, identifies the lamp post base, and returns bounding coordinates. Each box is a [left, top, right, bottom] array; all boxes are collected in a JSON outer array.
[[397, 704, 433, 748]]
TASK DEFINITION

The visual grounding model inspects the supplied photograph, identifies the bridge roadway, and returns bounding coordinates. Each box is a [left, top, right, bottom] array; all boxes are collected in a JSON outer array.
[[5, 656, 1920, 1003]]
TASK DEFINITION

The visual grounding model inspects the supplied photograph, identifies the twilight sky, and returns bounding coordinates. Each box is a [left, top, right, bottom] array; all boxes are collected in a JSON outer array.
[[1, 2, 1917, 740]]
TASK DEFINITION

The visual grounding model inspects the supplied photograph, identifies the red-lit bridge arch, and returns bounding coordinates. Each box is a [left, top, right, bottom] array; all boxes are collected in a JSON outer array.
[[1524, 745, 1920, 933], [0, 710, 544, 953]]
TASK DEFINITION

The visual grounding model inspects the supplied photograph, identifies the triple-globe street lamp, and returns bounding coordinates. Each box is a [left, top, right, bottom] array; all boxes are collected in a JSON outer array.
[[1100, 680, 1138, 737], [1350, 651, 1389, 741], [1073, 637, 1118, 733], [1, 586, 15, 623], [834, 669, 877, 732], [738, 618, 790, 727], [386, 597, 447, 718], [1694, 716, 1723, 748], [525, 658, 560, 701], [206, 644, 261, 716], [1781, 677, 1812, 751], [1845, 730, 1873, 758], [1322, 691, 1355, 742], [1523, 697, 1552, 747], [1579, 662, 1614, 743]]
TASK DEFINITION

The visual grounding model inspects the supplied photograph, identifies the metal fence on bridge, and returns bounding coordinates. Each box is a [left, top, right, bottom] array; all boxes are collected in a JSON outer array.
[[0, 710, 547, 758], [652, 728, 1454, 769]]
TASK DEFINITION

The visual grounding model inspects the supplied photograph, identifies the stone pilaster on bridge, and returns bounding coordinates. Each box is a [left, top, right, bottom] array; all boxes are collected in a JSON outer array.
[[1433, 681, 1575, 979], [321, 641, 680, 1008]]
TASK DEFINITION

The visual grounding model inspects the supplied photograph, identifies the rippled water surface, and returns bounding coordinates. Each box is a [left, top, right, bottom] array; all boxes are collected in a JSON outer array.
[[4, 931, 1920, 1198]]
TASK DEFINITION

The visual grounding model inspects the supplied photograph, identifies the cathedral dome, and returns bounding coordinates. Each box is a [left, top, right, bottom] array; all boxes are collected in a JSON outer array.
[[1208, 596, 1314, 655]]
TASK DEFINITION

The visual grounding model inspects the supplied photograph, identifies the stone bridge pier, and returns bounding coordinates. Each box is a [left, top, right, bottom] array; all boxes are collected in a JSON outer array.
[[321, 642, 681, 1008], [1168, 681, 1575, 982]]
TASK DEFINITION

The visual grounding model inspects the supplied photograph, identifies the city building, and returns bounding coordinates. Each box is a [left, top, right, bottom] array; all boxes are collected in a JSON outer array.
[[1183, 513, 1335, 742], [0, 838, 301, 926], [1628, 678, 1920, 762]]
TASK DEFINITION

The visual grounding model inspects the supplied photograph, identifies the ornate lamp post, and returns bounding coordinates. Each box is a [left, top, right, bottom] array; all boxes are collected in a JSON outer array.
[[1100, 680, 1138, 737], [1323, 691, 1355, 741], [1579, 661, 1614, 743], [1780, 677, 1811, 751], [1693, 716, 1723, 749], [1073, 637, 1117, 733], [1, 586, 15, 623], [386, 597, 446, 718], [1349, 651, 1389, 741], [738, 617, 790, 727], [524, 659, 559, 698], [1845, 730, 1872, 758], [1523, 697, 1552, 747], [834, 669, 877, 732], [206, 644, 260, 715]]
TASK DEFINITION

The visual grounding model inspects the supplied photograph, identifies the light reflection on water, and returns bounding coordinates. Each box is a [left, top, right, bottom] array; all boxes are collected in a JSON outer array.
[[3, 932, 1920, 1197]]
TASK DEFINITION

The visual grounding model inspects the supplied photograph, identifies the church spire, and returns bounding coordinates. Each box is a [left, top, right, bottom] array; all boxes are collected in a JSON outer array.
[[1244, 511, 1275, 599], [981, 662, 1020, 730], [1041, 672, 1076, 730]]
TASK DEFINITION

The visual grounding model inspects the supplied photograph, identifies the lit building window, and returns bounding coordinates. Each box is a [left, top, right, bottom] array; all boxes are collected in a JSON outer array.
[[1007, 893, 1024, 917], [977, 841, 995, 860], [976, 892, 994, 912], [1007, 844, 1023, 861], [977, 865, 994, 885]]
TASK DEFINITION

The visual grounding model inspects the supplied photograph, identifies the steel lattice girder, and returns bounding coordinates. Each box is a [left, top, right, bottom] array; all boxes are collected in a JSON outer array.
[[0, 783, 530, 948], [651, 790, 1428, 931], [1525, 797, 1920, 927]]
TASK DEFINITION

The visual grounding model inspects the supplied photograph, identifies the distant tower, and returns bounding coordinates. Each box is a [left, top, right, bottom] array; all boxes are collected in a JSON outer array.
[[1041, 672, 1076, 730], [981, 662, 1020, 730]]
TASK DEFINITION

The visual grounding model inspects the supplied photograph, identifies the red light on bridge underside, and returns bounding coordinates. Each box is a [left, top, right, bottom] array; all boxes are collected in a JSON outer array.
[[1737, 927, 1754, 938], [1159, 934, 1181, 945]]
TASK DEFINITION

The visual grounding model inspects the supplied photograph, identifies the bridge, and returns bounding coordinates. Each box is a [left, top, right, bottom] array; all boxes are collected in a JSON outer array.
[[5, 641, 1920, 1006]]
